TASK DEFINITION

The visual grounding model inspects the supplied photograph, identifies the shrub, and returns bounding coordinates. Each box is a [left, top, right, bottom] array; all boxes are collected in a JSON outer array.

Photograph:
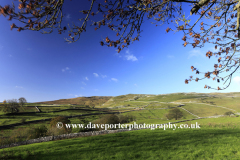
[[49, 116, 72, 135], [91, 114, 136, 131], [27, 125, 48, 139], [78, 118, 94, 132], [91, 114, 119, 131], [0, 127, 33, 146], [118, 114, 129, 123], [20, 118, 27, 123], [0, 127, 30, 145], [6, 135, 18, 144], [104, 114, 120, 124], [47, 127, 65, 136], [16, 127, 31, 140]]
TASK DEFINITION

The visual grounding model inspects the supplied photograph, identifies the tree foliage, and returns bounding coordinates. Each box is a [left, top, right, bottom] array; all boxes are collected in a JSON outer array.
[[92, 114, 120, 126], [28, 124, 48, 139], [224, 111, 234, 116], [91, 114, 136, 130], [166, 107, 183, 120], [2, 100, 6, 104], [1, 0, 240, 90], [2, 98, 27, 113], [49, 116, 72, 134], [18, 97, 27, 110], [2, 99, 20, 113]]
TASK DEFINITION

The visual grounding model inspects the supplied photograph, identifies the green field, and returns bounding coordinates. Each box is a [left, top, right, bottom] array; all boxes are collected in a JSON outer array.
[[1, 92, 240, 159], [0, 108, 102, 126], [1, 123, 240, 160], [181, 103, 231, 117]]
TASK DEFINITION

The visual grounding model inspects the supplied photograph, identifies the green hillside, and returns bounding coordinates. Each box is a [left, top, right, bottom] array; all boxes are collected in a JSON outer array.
[[1, 92, 240, 160]]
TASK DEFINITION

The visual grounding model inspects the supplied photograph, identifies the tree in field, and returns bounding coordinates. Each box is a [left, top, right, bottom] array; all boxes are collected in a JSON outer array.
[[166, 108, 183, 120], [1, 0, 240, 90], [18, 97, 27, 111], [3, 99, 20, 113], [224, 111, 234, 116]]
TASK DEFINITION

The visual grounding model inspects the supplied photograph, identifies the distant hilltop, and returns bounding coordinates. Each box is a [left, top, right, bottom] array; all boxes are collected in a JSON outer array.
[[35, 96, 113, 106], [19, 92, 240, 106]]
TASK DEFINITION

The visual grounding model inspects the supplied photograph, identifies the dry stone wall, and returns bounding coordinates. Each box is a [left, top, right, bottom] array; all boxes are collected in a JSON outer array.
[[0, 110, 134, 130], [0, 128, 144, 149], [0, 118, 203, 149]]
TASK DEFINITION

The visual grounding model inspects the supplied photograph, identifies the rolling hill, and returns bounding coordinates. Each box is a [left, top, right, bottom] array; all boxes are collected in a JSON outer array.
[[36, 96, 113, 106]]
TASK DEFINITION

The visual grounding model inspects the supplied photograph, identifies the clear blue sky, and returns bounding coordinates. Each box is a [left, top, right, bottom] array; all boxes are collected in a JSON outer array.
[[0, 1, 239, 102]]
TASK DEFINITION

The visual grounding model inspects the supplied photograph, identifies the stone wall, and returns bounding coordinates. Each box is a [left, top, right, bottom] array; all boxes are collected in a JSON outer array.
[[0, 110, 134, 130], [35, 106, 41, 112], [0, 118, 203, 149], [0, 128, 144, 149]]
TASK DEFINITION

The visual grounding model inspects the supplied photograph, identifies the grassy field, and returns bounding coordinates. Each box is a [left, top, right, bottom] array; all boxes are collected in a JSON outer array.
[[0, 109, 102, 126], [0, 114, 103, 144], [181, 103, 231, 117], [135, 93, 210, 102], [120, 108, 196, 124], [1, 123, 240, 160], [180, 116, 240, 129], [1, 92, 240, 159]]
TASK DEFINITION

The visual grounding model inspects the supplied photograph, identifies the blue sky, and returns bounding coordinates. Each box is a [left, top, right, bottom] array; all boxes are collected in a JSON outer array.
[[0, 1, 240, 102]]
